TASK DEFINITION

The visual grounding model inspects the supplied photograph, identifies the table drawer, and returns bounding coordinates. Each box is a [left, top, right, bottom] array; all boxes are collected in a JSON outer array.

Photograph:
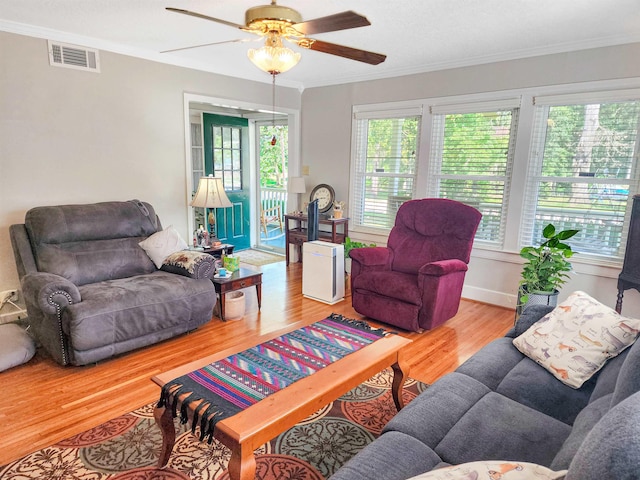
[[230, 277, 259, 290]]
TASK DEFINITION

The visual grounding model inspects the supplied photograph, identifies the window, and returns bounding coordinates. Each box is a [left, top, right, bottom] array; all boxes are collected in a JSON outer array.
[[522, 91, 640, 259], [350, 107, 421, 230], [428, 99, 520, 247], [212, 125, 243, 190]]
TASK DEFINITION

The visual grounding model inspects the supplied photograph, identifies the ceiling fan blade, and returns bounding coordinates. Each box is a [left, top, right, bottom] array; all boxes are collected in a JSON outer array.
[[293, 11, 370, 35], [299, 39, 386, 65], [166, 7, 245, 30], [161, 38, 255, 54]]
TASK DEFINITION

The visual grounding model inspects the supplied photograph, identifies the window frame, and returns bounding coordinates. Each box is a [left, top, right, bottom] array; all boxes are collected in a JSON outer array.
[[348, 104, 423, 233], [521, 89, 640, 262], [426, 98, 521, 248], [347, 82, 640, 275]]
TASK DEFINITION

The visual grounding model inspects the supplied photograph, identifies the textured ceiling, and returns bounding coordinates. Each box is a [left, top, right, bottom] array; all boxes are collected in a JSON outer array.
[[2, 0, 640, 89]]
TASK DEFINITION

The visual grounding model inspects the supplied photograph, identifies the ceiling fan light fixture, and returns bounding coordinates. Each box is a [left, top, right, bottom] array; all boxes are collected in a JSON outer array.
[[247, 34, 301, 74]]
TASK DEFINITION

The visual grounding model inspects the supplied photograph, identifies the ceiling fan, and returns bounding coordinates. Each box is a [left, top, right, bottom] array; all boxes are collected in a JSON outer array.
[[164, 0, 386, 74]]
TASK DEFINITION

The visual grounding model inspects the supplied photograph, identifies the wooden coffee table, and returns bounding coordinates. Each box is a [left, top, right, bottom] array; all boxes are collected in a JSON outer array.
[[212, 267, 262, 320], [152, 321, 412, 480]]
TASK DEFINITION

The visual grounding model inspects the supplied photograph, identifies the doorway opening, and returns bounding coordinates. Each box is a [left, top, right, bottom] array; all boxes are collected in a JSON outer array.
[[256, 119, 289, 254], [184, 94, 300, 254]]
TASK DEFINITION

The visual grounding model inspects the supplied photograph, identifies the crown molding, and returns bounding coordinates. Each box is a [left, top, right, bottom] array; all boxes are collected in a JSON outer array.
[[301, 33, 640, 89], [2, 19, 640, 91]]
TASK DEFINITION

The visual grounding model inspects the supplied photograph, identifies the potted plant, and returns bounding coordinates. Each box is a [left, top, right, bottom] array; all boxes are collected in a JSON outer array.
[[517, 223, 579, 314], [344, 237, 376, 274]]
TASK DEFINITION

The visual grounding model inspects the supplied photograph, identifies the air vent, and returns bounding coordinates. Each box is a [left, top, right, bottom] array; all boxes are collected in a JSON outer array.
[[48, 40, 100, 72]]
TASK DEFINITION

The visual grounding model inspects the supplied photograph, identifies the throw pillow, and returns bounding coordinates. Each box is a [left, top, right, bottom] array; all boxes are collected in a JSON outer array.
[[0, 324, 36, 372], [406, 461, 566, 480], [513, 291, 640, 388], [162, 250, 213, 278], [138, 226, 188, 268]]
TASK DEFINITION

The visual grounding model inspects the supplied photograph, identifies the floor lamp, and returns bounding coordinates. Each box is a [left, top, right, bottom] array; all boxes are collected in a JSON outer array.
[[191, 175, 232, 245]]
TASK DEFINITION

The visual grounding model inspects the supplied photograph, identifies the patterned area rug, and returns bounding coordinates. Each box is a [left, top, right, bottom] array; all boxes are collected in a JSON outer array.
[[0, 369, 427, 480], [235, 249, 284, 266]]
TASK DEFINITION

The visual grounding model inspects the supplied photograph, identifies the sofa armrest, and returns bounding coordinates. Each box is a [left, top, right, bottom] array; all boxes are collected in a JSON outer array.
[[506, 304, 555, 338], [21, 272, 81, 315], [9, 224, 38, 279], [349, 247, 392, 266], [350, 247, 392, 280], [161, 250, 216, 280], [419, 259, 468, 277]]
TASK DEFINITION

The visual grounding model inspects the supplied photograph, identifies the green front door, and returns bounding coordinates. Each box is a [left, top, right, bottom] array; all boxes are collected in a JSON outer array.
[[203, 113, 251, 250]]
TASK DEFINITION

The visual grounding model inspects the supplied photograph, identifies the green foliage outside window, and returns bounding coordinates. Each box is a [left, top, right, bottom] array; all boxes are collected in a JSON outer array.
[[259, 125, 289, 189]]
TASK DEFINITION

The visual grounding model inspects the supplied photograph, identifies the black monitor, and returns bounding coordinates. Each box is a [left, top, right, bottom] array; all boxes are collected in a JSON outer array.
[[307, 199, 319, 242]]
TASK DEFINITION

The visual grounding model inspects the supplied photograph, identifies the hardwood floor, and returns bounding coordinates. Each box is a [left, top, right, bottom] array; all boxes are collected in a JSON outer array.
[[0, 261, 514, 466]]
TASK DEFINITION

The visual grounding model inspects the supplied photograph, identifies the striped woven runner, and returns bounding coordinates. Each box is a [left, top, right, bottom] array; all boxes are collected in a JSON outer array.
[[158, 314, 386, 442]]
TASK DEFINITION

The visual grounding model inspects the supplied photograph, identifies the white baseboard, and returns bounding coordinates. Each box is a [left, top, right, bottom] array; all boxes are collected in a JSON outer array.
[[462, 285, 517, 310]]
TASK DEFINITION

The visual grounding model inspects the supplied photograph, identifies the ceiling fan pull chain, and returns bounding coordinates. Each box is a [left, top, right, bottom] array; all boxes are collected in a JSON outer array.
[[271, 72, 277, 146]]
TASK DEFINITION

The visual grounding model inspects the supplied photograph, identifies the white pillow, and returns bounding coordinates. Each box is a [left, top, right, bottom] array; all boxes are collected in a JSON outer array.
[[407, 461, 566, 480], [513, 291, 640, 388], [138, 226, 188, 268]]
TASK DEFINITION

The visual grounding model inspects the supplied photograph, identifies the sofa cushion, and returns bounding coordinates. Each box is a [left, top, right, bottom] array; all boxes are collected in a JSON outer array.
[[406, 461, 566, 480], [0, 324, 36, 372], [456, 337, 593, 424], [25, 200, 159, 285], [587, 347, 627, 403], [455, 337, 526, 390], [495, 358, 595, 425], [139, 226, 188, 268], [550, 393, 612, 471], [352, 270, 422, 305], [63, 271, 214, 352], [610, 330, 640, 407], [435, 392, 572, 467], [384, 373, 492, 448], [330, 431, 443, 480], [513, 291, 640, 388], [565, 391, 640, 480]]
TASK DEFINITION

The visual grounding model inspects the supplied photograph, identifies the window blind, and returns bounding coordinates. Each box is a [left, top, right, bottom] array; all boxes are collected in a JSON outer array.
[[428, 107, 519, 247], [521, 98, 640, 259], [351, 113, 420, 230]]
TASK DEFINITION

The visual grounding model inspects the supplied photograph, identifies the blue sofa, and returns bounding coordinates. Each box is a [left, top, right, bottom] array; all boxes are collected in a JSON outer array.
[[10, 200, 217, 366], [331, 305, 640, 479]]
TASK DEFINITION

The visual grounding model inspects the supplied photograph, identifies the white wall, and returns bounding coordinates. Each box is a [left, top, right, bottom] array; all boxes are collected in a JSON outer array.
[[0, 31, 300, 292], [4, 29, 640, 318], [300, 42, 640, 317]]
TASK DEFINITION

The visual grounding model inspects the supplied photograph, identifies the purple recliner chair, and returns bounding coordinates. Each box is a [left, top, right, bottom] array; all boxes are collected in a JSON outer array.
[[350, 198, 482, 332]]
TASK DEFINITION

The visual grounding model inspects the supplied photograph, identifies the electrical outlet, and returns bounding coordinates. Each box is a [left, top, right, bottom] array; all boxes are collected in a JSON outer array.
[[0, 290, 19, 303]]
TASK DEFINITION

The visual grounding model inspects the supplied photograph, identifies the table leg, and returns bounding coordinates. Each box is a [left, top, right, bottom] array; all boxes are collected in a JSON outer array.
[[219, 293, 226, 321], [154, 405, 176, 468], [228, 444, 257, 480], [390, 356, 408, 411], [256, 283, 262, 310], [616, 288, 624, 314]]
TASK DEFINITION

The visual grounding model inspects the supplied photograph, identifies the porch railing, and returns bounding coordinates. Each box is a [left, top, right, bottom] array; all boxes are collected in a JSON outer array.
[[260, 187, 288, 213]]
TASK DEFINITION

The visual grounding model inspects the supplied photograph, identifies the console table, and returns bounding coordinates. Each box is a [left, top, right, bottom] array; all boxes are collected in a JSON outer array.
[[284, 214, 348, 265]]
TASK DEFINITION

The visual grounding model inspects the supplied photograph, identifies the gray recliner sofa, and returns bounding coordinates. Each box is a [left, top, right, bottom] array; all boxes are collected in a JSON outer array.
[[10, 200, 216, 366], [331, 305, 640, 479]]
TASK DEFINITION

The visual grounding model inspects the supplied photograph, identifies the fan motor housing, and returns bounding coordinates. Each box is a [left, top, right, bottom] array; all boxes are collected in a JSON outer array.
[[245, 4, 302, 26]]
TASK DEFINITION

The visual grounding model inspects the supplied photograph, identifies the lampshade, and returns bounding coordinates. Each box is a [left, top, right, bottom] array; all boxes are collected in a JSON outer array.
[[288, 176, 306, 194], [248, 33, 301, 74], [191, 175, 232, 208]]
